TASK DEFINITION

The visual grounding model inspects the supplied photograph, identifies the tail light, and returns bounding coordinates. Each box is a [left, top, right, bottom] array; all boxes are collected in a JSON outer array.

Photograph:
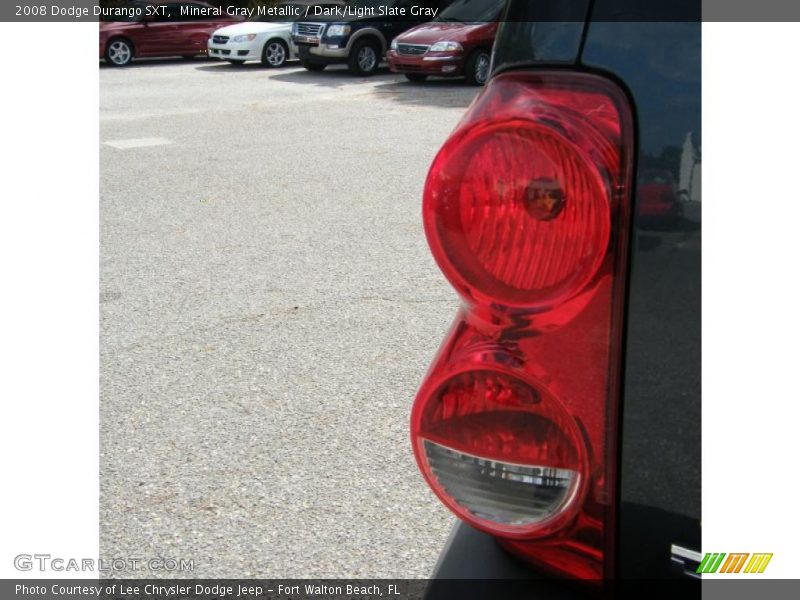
[[411, 71, 634, 580]]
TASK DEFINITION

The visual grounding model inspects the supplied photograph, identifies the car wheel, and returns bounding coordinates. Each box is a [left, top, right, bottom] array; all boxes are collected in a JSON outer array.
[[105, 38, 133, 67], [404, 74, 428, 83], [262, 39, 289, 68], [348, 39, 380, 76], [226, 59, 246, 66], [300, 59, 327, 71], [464, 49, 491, 86]]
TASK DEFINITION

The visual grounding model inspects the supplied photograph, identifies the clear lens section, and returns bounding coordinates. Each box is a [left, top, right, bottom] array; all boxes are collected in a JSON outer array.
[[423, 440, 579, 526], [429, 41, 463, 52], [326, 24, 351, 37]]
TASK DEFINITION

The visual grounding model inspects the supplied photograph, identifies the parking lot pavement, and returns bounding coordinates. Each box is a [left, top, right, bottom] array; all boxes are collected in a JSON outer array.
[[99, 58, 481, 578]]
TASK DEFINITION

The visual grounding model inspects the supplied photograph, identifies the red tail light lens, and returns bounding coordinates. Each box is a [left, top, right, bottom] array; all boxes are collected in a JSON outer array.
[[411, 72, 633, 580]]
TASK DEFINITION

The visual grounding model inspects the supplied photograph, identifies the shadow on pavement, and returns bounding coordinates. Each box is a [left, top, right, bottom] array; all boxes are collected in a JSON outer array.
[[99, 56, 214, 69], [372, 77, 480, 109], [108, 58, 481, 111], [270, 63, 479, 107], [193, 59, 303, 73], [266, 64, 398, 88]]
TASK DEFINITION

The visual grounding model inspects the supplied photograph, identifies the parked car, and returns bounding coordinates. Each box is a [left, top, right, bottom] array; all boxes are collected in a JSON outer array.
[[412, 0, 701, 593], [99, 1, 241, 66], [387, 0, 504, 85], [636, 169, 684, 227], [291, 0, 453, 75], [207, 1, 346, 67]]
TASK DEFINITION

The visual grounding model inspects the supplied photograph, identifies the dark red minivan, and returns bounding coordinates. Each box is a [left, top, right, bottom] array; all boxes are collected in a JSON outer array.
[[99, 1, 241, 66], [387, 0, 504, 85]]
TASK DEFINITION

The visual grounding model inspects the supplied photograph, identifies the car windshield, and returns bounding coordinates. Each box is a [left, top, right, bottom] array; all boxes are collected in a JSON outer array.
[[436, 0, 505, 22]]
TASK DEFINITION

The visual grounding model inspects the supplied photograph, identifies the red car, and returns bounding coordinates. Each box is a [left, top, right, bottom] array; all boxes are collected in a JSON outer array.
[[99, 1, 242, 66], [387, 0, 504, 85], [636, 169, 684, 226]]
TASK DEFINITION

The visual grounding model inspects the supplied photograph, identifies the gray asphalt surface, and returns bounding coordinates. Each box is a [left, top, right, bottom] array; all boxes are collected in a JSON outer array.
[[100, 58, 480, 578]]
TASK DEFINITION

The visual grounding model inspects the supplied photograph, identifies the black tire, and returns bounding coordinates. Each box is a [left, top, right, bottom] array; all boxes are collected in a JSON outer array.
[[300, 59, 327, 71], [261, 38, 289, 68], [348, 38, 381, 76], [404, 73, 428, 83], [464, 48, 491, 86], [105, 37, 134, 67], [226, 59, 246, 66]]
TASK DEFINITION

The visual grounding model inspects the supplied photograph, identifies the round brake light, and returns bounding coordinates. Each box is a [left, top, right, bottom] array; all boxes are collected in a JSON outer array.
[[424, 115, 615, 310]]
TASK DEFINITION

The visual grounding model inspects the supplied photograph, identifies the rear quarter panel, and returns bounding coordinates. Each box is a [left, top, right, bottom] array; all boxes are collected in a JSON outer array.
[[581, 16, 701, 578]]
